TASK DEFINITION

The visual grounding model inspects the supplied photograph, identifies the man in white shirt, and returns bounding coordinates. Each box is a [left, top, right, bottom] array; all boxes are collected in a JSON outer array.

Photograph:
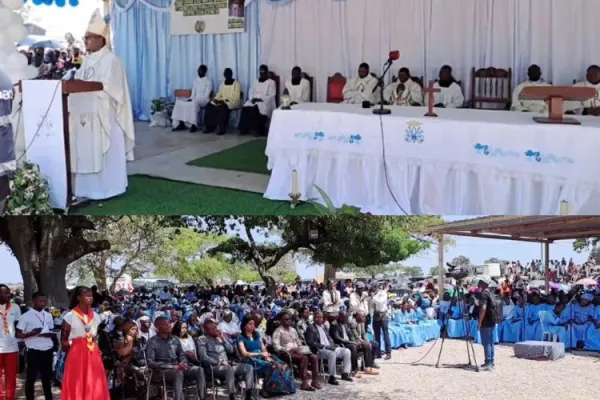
[[16, 292, 55, 400], [383, 68, 423, 106], [511, 64, 551, 113], [567, 64, 600, 116], [370, 280, 391, 360], [424, 65, 464, 109], [349, 281, 370, 315], [239, 64, 276, 137], [342, 63, 378, 104], [172, 64, 213, 132], [217, 310, 241, 342], [322, 280, 343, 314], [0, 284, 21, 400], [283, 66, 310, 105]]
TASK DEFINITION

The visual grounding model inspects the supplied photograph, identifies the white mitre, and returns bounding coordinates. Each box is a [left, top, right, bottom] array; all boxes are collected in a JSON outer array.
[[87, 8, 108, 38]]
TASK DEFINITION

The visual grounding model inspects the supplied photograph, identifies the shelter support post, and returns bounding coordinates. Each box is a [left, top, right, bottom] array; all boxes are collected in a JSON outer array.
[[544, 242, 550, 294], [437, 234, 444, 295]]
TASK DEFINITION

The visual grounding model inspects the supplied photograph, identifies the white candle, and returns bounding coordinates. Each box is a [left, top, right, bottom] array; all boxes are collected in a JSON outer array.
[[560, 201, 568, 215], [292, 170, 298, 194]]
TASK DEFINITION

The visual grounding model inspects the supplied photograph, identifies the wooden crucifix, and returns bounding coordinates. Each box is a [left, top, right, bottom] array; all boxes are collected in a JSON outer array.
[[423, 80, 441, 117]]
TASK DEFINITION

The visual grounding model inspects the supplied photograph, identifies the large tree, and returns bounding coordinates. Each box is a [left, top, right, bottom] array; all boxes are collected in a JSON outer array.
[[188, 216, 442, 293], [0, 216, 111, 307], [68, 216, 168, 291]]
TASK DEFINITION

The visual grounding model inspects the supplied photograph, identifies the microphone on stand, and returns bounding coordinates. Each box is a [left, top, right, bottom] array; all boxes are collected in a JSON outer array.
[[373, 50, 400, 115]]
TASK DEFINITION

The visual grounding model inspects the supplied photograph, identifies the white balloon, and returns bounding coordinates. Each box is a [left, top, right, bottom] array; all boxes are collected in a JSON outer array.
[[9, 9, 22, 25], [1, 0, 24, 11], [0, 30, 11, 50], [0, 7, 14, 26], [6, 21, 26, 42], [6, 51, 26, 69]]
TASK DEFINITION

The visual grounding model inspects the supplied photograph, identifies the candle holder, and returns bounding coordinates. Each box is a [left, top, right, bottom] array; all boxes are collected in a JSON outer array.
[[281, 95, 291, 110], [288, 191, 301, 208]]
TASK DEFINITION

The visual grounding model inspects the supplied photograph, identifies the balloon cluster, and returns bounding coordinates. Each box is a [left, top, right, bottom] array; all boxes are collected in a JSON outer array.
[[24, 0, 80, 6], [0, 0, 38, 84]]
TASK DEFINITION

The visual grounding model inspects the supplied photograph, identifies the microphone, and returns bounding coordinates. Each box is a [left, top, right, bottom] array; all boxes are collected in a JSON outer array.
[[387, 50, 400, 64]]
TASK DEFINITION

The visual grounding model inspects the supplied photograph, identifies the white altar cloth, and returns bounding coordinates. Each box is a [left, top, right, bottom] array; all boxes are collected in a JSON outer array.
[[264, 103, 600, 215]]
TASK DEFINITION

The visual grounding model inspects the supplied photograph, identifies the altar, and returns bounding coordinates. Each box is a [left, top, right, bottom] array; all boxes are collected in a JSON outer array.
[[263, 103, 600, 215]]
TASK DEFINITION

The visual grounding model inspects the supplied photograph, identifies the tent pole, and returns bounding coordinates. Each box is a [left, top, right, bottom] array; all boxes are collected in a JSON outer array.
[[544, 242, 550, 294], [438, 234, 444, 295]]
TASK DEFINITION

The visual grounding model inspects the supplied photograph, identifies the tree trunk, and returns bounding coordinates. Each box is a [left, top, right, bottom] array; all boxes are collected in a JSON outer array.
[[39, 259, 70, 308], [324, 264, 336, 281], [96, 254, 108, 290]]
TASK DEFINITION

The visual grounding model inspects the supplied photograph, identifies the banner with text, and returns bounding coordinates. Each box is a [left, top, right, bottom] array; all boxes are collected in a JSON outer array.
[[170, 0, 246, 35]]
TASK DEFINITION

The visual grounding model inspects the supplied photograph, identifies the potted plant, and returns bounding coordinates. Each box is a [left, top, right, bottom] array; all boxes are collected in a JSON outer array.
[[3, 161, 52, 215], [150, 97, 169, 127]]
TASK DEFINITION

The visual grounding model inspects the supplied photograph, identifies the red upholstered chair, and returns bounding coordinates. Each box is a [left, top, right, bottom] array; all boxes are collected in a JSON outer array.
[[327, 73, 346, 103]]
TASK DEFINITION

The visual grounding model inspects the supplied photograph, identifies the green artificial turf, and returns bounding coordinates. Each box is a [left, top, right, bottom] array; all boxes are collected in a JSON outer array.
[[186, 139, 269, 175], [71, 175, 317, 215]]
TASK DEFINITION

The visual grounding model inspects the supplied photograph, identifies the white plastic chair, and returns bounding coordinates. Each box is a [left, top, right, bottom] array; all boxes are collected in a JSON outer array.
[[538, 310, 559, 342]]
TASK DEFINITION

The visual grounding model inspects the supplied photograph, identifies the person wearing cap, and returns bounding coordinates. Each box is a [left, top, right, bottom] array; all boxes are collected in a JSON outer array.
[[370, 280, 392, 360], [68, 9, 135, 201], [568, 293, 595, 349], [477, 275, 497, 371], [349, 281, 370, 316]]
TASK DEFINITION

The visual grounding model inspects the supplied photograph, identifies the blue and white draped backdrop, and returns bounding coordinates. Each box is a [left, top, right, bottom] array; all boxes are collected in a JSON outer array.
[[111, 0, 600, 119]]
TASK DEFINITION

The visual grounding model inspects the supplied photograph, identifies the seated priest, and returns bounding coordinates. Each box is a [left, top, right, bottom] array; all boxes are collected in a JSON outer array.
[[239, 64, 276, 137], [511, 64, 551, 113], [69, 9, 135, 201], [203, 68, 242, 135], [172, 64, 213, 133], [283, 66, 310, 105], [566, 65, 600, 116], [342, 63, 378, 105], [424, 65, 464, 108], [383, 67, 423, 106]]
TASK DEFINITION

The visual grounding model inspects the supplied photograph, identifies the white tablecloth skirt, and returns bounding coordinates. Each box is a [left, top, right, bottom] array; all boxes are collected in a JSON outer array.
[[264, 104, 600, 215]]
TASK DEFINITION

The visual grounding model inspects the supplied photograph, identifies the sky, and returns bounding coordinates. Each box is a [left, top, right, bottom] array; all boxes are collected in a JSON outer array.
[[23, 1, 103, 40], [1, 216, 590, 284]]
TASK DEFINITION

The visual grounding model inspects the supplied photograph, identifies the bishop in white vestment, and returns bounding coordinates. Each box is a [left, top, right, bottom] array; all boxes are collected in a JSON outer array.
[[283, 66, 310, 105], [239, 64, 276, 136], [424, 65, 464, 108], [68, 9, 135, 201], [566, 65, 600, 116], [342, 63, 378, 104], [511, 64, 551, 113], [383, 68, 423, 106], [172, 64, 213, 132]]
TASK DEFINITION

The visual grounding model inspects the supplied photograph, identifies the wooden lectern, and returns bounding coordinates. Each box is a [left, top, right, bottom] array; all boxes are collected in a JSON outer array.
[[18, 79, 103, 207], [520, 86, 596, 125]]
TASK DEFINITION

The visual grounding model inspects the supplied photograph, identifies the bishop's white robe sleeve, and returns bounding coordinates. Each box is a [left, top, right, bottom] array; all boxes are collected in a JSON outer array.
[[383, 83, 395, 104], [342, 80, 357, 101], [409, 81, 423, 105], [446, 83, 464, 108], [363, 77, 379, 103], [511, 84, 525, 111]]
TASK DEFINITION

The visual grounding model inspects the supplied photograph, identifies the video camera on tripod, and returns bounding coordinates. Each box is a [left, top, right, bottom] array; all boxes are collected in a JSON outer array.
[[445, 263, 470, 281]]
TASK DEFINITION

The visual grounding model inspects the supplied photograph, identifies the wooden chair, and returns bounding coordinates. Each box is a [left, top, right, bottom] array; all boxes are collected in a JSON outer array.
[[470, 67, 512, 110], [301, 72, 314, 102], [268, 71, 281, 107], [327, 73, 346, 103]]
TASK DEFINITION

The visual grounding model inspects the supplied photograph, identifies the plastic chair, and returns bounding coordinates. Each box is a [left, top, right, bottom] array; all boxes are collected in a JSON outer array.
[[538, 311, 559, 342]]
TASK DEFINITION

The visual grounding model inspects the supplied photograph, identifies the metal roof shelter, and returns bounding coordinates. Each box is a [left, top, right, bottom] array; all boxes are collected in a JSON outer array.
[[426, 216, 600, 293]]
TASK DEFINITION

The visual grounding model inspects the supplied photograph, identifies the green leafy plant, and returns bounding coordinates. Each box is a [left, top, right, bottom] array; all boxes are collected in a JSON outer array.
[[4, 161, 52, 215], [310, 185, 365, 215], [151, 97, 167, 114]]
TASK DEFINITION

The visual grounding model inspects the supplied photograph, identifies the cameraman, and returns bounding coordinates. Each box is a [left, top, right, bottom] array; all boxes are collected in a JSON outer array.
[[477, 276, 496, 371]]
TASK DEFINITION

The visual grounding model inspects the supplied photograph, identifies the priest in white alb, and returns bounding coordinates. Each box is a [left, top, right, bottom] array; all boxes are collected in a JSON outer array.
[[511, 64, 551, 113], [566, 65, 600, 116], [383, 67, 423, 106], [283, 66, 310, 105], [239, 64, 276, 136], [68, 9, 135, 201], [342, 63, 378, 104], [172, 64, 213, 132], [425, 65, 464, 108]]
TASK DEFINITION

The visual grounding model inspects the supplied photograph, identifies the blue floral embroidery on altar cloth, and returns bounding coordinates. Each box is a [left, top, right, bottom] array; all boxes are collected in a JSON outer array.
[[404, 120, 424, 143], [294, 131, 325, 141], [313, 131, 325, 141], [328, 134, 362, 144], [474, 143, 520, 157], [525, 150, 574, 164]]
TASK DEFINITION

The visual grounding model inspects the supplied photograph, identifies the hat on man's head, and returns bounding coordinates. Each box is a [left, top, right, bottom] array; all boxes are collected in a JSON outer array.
[[476, 275, 493, 286], [355, 281, 366, 289], [87, 9, 109, 39]]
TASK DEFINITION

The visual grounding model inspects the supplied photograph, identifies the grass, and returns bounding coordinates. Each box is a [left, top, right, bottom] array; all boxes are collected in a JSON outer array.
[[186, 139, 269, 175], [71, 175, 318, 215]]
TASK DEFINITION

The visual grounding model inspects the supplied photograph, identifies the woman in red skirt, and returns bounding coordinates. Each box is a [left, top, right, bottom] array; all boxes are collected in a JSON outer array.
[[60, 286, 110, 400]]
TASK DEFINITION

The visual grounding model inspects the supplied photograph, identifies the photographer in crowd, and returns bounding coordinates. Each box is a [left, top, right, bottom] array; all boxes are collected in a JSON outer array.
[[477, 276, 498, 371]]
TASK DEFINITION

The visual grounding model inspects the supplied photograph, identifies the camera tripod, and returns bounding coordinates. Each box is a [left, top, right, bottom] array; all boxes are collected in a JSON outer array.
[[435, 283, 480, 372]]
